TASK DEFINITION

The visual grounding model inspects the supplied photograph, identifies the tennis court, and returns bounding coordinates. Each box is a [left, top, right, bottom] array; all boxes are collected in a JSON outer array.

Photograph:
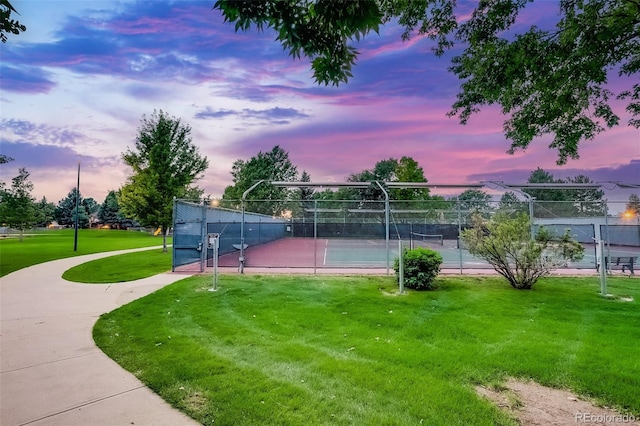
[[213, 236, 639, 273], [173, 198, 640, 274], [216, 236, 494, 270]]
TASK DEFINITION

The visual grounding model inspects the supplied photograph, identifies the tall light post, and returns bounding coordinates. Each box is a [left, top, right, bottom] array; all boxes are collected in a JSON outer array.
[[73, 162, 80, 251]]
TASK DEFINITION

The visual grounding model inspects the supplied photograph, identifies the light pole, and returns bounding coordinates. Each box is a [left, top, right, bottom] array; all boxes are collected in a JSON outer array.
[[73, 162, 80, 252]]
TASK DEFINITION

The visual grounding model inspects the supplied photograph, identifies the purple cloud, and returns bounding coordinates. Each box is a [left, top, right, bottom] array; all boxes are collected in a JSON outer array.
[[0, 65, 56, 94], [195, 106, 310, 124], [195, 108, 237, 119], [1, 119, 84, 146], [467, 160, 640, 186], [0, 141, 114, 170]]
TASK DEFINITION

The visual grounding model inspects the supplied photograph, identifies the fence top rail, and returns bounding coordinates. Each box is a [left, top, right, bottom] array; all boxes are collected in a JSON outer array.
[[264, 180, 606, 191], [304, 208, 343, 213]]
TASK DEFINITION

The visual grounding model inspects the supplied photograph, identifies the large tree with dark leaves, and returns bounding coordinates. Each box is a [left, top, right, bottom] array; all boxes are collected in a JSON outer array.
[[120, 110, 209, 251], [221, 145, 298, 216], [1, 0, 26, 43], [214, 0, 639, 164]]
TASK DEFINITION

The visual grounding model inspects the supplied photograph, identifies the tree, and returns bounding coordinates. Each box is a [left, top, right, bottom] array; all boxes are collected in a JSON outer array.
[[98, 190, 128, 228], [626, 194, 640, 216], [34, 196, 56, 227], [0, 154, 14, 193], [56, 188, 89, 228], [296, 170, 314, 200], [221, 145, 298, 216], [120, 110, 208, 251], [455, 189, 492, 213], [567, 175, 605, 216], [81, 197, 99, 228], [346, 156, 431, 203], [1, 0, 26, 43], [461, 212, 584, 289], [498, 191, 526, 214], [525, 168, 605, 218], [83, 197, 99, 215], [292, 170, 314, 218], [346, 158, 398, 202], [182, 186, 205, 201], [0, 167, 36, 240], [391, 156, 430, 202], [214, 0, 639, 163]]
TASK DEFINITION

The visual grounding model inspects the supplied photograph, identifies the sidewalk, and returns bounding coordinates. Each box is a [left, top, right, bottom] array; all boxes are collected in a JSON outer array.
[[0, 247, 200, 426]]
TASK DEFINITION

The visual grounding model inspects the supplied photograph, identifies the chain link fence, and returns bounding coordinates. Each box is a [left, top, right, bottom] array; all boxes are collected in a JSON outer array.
[[173, 198, 639, 274]]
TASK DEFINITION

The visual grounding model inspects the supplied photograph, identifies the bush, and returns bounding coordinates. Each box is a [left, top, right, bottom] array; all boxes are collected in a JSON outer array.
[[394, 247, 443, 290], [460, 212, 584, 289]]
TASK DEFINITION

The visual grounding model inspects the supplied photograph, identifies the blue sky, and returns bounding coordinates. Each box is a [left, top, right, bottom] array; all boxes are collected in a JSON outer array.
[[1, 0, 638, 206]]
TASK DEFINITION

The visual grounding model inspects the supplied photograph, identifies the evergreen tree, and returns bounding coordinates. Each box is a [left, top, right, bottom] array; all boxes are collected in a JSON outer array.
[[56, 188, 89, 228], [293, 170, 314, 219], [98, 190, 125, 228], [34, 197, 56, 227]]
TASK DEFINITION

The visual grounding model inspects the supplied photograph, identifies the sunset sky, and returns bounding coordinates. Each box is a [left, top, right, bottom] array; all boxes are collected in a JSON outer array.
[[1, 0, 638, 206]]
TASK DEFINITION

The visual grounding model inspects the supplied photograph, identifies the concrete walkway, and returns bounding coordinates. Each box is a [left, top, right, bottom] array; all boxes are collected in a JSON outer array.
[[1, 247, 200, 426]]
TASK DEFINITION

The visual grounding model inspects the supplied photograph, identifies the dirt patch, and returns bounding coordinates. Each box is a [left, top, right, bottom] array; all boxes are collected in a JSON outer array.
[[476, 378, 639, 425]]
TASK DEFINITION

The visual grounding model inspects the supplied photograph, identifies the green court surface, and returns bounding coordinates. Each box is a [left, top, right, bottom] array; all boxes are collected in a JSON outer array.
[[213, 237, 637, 273]]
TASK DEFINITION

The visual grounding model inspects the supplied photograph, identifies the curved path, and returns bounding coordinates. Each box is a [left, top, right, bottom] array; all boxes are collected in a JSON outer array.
[[0, 248, 200, 426]]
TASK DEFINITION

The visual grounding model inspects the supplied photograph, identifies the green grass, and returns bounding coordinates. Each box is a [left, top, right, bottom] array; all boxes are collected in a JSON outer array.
[[94, 275, 640, 425], [62, 248, 172, 283], [0, 229, 171, 277]]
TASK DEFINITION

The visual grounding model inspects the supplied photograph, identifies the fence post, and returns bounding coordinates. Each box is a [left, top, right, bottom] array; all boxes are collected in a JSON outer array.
[[240, 180, 265, 273], [604, 203, 611, 273], [314, 199, 318, 274], [398, 239, 404, 293], [457, 197, 463, 274], [172, 197, 177, 272], [599, 238, 607, 296], [200, 199, 206, 273], [375, 181, 390, 275]]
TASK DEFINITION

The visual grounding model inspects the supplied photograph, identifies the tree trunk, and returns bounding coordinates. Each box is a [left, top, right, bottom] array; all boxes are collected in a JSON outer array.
[[162, 227, 168, 253]]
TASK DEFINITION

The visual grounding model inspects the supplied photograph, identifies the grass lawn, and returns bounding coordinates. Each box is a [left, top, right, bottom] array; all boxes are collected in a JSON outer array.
[[62, 248, 172, 283], [94, 274, 640, 425], [0, 229, 171, 277]]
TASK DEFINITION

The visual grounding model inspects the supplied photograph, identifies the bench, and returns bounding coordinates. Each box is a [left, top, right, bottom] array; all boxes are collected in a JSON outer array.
[[596, 256, 637, 275]]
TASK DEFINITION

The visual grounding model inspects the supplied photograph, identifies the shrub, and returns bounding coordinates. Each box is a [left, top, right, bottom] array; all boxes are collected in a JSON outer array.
[[460, 212, 584, 289], [394, 247, 443, 290]]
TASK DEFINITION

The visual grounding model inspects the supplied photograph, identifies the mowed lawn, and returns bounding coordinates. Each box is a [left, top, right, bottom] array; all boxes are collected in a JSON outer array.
[[0, 229, 171, 277], [94, 274, 640, 425], [62, 249, 172, 283]]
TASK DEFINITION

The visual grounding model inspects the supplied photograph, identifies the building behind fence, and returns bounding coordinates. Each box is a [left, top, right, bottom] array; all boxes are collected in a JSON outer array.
[[173, 198, 640, 274]]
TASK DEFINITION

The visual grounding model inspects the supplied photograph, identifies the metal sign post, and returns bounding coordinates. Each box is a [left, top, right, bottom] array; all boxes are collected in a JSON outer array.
[[208, 233, 220, 292]]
